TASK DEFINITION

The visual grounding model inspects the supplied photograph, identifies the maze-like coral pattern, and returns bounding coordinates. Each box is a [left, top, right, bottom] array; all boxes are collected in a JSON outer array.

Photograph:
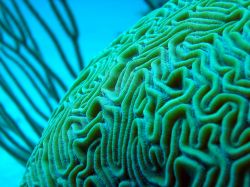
[[22, 0, 250, 186]]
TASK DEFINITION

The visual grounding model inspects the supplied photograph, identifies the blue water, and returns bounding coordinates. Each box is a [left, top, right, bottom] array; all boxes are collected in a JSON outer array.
[[0, 0, 148, 186]]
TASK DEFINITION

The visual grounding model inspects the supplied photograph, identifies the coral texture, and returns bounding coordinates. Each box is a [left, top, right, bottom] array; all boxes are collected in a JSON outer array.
[[22, 0, 250, 186]]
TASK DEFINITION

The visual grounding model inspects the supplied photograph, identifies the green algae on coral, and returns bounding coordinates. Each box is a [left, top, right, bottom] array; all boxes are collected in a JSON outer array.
[[22, 0, 250, 186]]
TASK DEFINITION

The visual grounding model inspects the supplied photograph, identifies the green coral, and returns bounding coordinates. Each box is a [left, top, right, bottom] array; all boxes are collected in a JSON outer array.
[[22, 0, 250, 186]]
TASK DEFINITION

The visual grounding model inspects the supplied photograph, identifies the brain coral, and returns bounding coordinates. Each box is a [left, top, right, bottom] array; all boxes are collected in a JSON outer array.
[[21, 0, 250, 186]]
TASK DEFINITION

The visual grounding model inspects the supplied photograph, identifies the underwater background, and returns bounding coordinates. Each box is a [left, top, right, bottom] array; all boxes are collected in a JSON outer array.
[[0, 0, 155, 185], [2, 0, 250, 186]]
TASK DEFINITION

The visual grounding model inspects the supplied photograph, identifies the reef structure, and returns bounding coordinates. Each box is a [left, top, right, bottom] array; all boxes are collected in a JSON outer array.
[[22, 0, 250, 186]]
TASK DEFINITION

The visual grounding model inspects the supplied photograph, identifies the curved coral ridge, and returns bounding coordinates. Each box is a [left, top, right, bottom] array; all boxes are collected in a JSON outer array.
[[22, 0, 250, 186]]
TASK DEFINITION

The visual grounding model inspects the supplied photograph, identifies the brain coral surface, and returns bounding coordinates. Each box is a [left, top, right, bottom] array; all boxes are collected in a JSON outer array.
[[22, 0, 250, 186]]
